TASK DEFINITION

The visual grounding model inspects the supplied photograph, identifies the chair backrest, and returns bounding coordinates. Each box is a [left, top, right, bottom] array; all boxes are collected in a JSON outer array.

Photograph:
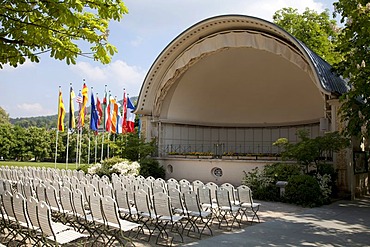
[[197, 185, 212, 205], [37, 200, 55, 238], [192, 180, 204, 193], [153, 191, 172, 218], [36, 183, 47, 202], [179, 179, 191, 187], [183, 190, 201, 213], [220, 183, 236, 203], [16, 180, 23, 195], [2, 190, 15, 218], [167, 180, 180, 191], [205, 182, 218, 201], [134, 189, 152, 215], [60, 186, 74, 212], [13, 192, 29, 227], [23, 181, 35, 199], [84, 183, 98, 204], [152, 185, 165, 195], [101, 184, 114, 198], [216, 187, 231, 208], [70, 176, 80, 190], [236, 185, 252, 204], [180, 183, 192, 193], [153, 179, 166, 190], [72, 189, 87, 219], [101, 195, 120, 226], [0, 179, 5, 195], [45, 185, 60, 210], [168, 188, 184, 213], [114, 186, 131, 211], [98, 178, 109, 194], [4, 179, 13, 192], [125, 183, 135, 203], [89, 192, 104, 222], [26, 197, 40, 228]]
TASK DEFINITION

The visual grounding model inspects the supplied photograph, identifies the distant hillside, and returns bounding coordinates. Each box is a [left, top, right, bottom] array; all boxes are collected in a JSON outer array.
[[10, 96, 138, 129]]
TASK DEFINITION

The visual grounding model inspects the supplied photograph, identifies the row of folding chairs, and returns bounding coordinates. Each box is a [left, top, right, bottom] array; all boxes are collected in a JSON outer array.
[[1, 166, 261, 241], [0, 186, 140, 246], [0, 166, 85, 183], [0, 190, 88, 246]]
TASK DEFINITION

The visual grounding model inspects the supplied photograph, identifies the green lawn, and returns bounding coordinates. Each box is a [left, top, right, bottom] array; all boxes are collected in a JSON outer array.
[[0, 161, 83, 170]]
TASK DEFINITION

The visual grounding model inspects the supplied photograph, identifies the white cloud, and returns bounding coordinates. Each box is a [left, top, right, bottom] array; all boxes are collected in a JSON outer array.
[[15, 103, 54, 117], [70, 60, 146, 96]]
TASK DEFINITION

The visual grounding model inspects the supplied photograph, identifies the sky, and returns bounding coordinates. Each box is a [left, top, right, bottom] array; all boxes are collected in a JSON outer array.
[[0, 0, 337, 118]]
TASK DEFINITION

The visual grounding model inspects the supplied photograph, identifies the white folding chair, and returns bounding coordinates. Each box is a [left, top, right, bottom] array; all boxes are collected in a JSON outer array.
[[37, 200, 88, 246], [183, 190, 213, 239], [216, 187, 241, 230], [237, 185, 261, 223], [101, 195, 140, 246], [153, 191, 184, 245]]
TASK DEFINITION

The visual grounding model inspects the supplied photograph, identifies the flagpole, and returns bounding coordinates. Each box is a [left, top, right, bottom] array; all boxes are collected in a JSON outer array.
[[94, 134, 97, 164], [78, 128, 82, 167], [101, 132, 105, 161], [66, 129, 70, 169], [88, 131, 91, 165], [107, 133, 110, 159], [75, 128, 79, 168], [54, 129, 59, 169]]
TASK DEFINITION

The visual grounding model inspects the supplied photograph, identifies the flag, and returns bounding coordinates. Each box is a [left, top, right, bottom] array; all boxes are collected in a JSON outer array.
[[111, 97, 118, 134], [76, 91, 82, 129], [57, 89, 66, 132], [116, 102, 122, 134], [122, 90, 128, 133], [90, 90, 99, 132], [104, 91, 112, 132], [69, 86, 76, 129], [127, 97, 136, 132], [79, 83, 88, 127], [96, 95, 103, 127]]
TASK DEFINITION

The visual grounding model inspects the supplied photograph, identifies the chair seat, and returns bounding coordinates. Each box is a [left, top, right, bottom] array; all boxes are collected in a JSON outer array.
[[47, 229, 88, 245], [106, 219, 140, 231], [51, 222, 70, 234], [240, 202, 261, 208], [219, 205, 240, 212], [159, 215, 183, 223], [188, 210, 212, 218]]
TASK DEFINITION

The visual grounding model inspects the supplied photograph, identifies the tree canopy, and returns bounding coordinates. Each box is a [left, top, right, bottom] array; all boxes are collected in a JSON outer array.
[[334, 1, 370, 139], [0, 0, 128, 68], [273, 7, 341, 65], [0, 107, 10, 125]]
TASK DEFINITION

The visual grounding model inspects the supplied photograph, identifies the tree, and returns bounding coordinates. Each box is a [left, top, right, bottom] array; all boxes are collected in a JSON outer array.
[[273, 7, 341, 65], [334, 1, 370, 139], [0, 107, 10, 125], [26, 127, 50, 161], [0, 0, 128, 68], [273, 130, 349, 173], [0, 123, 14, 158]]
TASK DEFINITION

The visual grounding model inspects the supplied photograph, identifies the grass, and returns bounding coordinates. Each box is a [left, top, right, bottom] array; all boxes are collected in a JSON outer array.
[[0, 161, 82, 170]]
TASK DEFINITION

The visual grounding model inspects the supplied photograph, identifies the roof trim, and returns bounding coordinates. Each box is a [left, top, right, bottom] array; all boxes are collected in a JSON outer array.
[[135, 15, 347, 115]]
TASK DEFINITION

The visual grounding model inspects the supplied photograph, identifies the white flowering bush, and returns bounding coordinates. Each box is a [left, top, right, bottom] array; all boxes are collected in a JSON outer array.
[[87, 163, 102, 175], [86, 157, 140, 178], [111, 159, 140, 176]]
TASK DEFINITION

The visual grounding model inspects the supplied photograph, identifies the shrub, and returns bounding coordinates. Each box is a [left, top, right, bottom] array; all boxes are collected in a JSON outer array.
[[264, 163, 302, 182], [85, 156, 140, 179], [242, 167, 279, 201], [77, 164, 89, 174], [284, 174, 323, 207], [139, 158, 165, 179]]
